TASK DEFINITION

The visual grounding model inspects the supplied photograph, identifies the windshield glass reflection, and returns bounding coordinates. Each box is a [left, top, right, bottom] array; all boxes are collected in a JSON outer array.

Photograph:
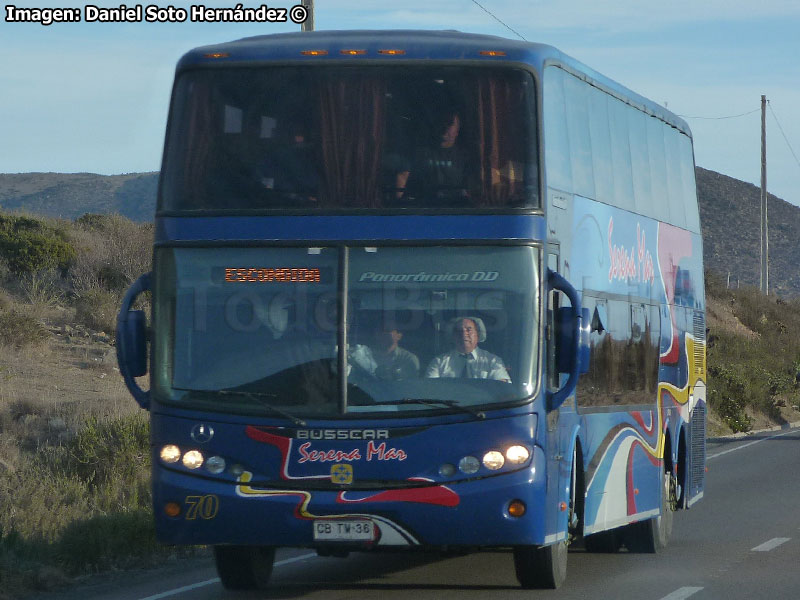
[[154, 246, 539, 417]]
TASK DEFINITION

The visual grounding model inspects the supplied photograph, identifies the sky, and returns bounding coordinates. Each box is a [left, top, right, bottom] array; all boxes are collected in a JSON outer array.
[[2, 0, 800, 207]]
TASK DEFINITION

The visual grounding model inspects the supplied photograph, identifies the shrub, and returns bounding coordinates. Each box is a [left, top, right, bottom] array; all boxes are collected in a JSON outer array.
[[0, 310, 49, 347], [64, 415, 151, 505], [0, 215, 76, 275], [19, 268, 66, 308], [0, 413, 154, 584], [0, 287, 12, 311], [70, 214, 152, 295], [707, 364, 752, 432], [706, 277, 800, 431], [57, 511, 159, 573], [73, 289, 120, 334]]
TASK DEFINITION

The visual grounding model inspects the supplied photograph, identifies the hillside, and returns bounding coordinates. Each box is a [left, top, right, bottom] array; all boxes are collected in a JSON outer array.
[[0, 172, 157, 223], [696, 167, 800, 297], [2, 167, 799, 296]]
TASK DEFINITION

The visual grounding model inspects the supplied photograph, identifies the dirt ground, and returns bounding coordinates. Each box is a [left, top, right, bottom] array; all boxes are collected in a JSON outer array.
[[0, 305, 141, 473]]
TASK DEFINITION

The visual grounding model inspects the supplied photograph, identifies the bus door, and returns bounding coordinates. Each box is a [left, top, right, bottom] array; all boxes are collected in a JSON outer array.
[[545, 247, 576, 539]]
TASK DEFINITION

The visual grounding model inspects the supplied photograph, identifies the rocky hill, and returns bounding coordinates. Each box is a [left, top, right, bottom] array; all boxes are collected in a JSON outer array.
[[1, 167, 799, 296], [696, 167, 800, 297], [0, 172, 157, 222]]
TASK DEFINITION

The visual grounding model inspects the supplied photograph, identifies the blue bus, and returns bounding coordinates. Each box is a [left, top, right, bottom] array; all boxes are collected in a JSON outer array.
[[117, 30, 706, 589]]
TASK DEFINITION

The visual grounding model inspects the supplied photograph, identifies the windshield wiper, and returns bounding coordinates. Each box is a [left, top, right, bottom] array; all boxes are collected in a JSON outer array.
[[179, 388, 307, 426], [217, 390, 307, 426], [374, 398, 485, 420]]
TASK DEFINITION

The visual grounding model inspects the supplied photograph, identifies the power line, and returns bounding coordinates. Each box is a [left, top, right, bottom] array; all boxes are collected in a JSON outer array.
[[767, 101, 800, 171], [677, 108, 760, 120], [469, 0, 527, 41]]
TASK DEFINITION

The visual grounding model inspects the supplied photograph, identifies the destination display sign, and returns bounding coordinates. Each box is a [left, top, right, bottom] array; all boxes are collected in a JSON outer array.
[[224, 267, 321, 283]]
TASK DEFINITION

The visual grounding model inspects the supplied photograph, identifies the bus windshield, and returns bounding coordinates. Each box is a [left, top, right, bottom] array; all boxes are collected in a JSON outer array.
[[154, 246, 540, 417], [160, 66, 538, 211]]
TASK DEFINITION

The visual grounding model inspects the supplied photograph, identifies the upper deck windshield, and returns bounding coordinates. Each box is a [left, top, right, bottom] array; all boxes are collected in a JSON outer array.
[[160, 65, 538, 211], [154, 246, 540, 418]]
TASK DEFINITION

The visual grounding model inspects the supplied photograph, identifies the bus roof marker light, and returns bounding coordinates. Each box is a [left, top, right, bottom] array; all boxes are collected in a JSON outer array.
[[479, 50, 506, 57], [378, 49, 406, 55], [204, 52, 229, 59], [301, 50, 328, 56], [340, 49, 367, 56]]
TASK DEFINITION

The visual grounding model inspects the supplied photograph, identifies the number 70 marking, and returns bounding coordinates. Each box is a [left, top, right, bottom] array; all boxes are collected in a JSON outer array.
[[184, 495, 220, 520]]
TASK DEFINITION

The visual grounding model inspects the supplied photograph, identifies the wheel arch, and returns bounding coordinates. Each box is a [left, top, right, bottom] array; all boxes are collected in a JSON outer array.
[[563, 426, 586, 539]]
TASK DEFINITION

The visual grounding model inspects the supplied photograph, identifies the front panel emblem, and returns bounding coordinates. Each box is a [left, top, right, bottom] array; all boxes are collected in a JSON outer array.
[[331, 463, 353, 485], [190, 424, 214, 444]]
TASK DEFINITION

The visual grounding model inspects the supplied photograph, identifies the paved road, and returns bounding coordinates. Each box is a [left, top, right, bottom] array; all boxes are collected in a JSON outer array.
[[37, 427, 800, 600]]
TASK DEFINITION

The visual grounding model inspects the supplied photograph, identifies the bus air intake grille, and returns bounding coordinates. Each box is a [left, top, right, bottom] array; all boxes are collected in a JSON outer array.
[[693, 311, 706, 375], [690, 403, 706, 491]]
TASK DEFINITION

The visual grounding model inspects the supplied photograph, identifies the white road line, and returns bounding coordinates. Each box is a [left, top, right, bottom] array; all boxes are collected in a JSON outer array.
[[274, 552, 318, 567], [752, 537, 791, 552], [136, 552, 316, 600], [658, 586, 704, 600], [136, 579, 220, 600], [707, 429, 796, 460]]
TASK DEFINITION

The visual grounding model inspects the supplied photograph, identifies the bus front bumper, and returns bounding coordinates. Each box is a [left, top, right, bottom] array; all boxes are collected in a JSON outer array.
[[153, 446, 551, 549]]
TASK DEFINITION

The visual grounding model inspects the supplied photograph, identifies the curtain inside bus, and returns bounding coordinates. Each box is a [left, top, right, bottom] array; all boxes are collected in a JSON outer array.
[[160, 66, 538, 212]]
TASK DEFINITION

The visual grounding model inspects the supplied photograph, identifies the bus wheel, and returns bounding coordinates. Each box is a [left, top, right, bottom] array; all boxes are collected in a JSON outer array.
[[624, 468, 674, 553], [214, 545, 276, 590], [513, 447, 574, 589], [513, 540, 568, 589]]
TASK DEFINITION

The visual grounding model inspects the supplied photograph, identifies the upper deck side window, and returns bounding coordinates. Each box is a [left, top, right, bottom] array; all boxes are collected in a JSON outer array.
[[542, 65, 700, 233], [160, 65, 539, 212]]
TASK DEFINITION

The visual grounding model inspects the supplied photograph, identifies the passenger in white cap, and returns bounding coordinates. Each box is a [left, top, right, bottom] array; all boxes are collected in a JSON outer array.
[[425, 316, 510, 382]]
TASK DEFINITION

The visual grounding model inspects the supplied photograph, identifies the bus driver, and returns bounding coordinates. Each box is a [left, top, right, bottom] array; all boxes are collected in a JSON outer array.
[[425, 316, 510, 382]]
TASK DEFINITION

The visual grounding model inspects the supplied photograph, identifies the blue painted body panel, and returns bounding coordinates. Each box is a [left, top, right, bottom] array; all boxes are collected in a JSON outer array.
[[155, 214, 547, 244]]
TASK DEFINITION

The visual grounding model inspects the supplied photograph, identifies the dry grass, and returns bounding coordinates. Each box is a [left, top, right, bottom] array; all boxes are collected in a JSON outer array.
[[706, 295, 759, 341], [0, 213, 158, 597]]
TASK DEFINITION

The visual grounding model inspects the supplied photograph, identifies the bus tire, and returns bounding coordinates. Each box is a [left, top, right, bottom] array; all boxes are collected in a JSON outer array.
[[214, 545, 276, 590], [623, 468, 674, 553], [513, 540, 568, 589], [513, 445, 574, 589]]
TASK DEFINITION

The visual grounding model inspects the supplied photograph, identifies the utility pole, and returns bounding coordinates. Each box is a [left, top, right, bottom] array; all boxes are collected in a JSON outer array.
[[301, 0, 314, 31], [760, 95, 768, 295]]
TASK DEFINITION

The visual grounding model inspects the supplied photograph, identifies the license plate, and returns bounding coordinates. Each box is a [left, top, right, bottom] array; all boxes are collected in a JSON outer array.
[[313, 519, 375, 541]]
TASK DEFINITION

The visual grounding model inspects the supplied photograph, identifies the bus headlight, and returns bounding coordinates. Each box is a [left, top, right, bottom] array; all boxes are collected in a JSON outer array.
[[205, 455, 226, 474], [182, 450, 204, 469], [482, 451, 505, 470], [438, 463, 456, 477], [458, 456, 480, 474], [505, 445, 530, 465], [160, 445, 181, 464]]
